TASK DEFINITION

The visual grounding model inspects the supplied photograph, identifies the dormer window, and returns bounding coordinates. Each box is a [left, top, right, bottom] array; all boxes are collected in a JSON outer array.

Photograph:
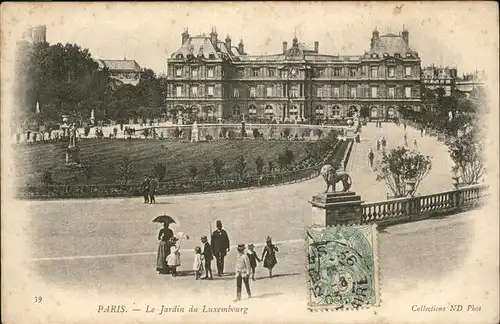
[[406, 52, 412, 58], [208, 53, 216, 59], [383, 53, 389, 58], [394, 53, 400, 58], [176, 53, 184, 59], [371, 53, 378, 58]]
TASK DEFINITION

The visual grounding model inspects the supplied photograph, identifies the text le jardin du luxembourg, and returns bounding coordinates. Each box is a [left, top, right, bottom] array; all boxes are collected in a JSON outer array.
[[98, 304, 249, 315]]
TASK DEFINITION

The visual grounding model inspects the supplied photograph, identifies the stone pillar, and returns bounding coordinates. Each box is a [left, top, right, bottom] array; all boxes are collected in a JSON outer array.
[[309, 192, 363, 226]]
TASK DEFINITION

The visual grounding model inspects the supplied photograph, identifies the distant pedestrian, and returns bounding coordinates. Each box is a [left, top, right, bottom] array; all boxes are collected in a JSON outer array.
[[381, 137, 387, 150], [141, 176, 150, 203], [404, 133, 408, 146], [420, 127, 424, 137], [149, 177, 158, 204], [193, 246, 203, 280], [201, 236, 213, 280], [246, 244, 261, 281], [234, 244, 252, 302], [261, 236, 279, 278], [413, 138, 418, 149], [368, 149, 375, 168], [211, 220, 230, 276], [404, 122, 407, 131], [376, 139, 381, 151]]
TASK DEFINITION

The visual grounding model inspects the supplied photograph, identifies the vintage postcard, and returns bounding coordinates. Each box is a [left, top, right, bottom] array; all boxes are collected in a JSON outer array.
[[1, 2, 499, 324]]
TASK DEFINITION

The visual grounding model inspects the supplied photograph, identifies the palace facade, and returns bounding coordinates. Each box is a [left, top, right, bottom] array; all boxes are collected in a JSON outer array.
[[164, 27, 421, 122]]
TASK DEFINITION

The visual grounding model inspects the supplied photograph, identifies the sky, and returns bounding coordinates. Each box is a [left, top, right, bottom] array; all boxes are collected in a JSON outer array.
[[2, 2, 498, 76]]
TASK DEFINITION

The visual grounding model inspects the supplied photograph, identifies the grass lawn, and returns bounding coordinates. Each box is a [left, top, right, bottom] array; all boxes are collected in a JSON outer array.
[[14, 139, 314, 186]]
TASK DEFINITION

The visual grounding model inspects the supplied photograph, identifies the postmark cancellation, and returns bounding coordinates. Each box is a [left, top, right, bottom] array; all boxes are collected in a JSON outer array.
[[307, 224, 380, 311]]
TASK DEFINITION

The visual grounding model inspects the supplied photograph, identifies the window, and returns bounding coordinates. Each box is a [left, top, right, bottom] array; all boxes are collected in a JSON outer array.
[[233, 88, 240, 98], [250, 87, 256, 98], [237, 68, 244, 78], [333, 87, 340, 98], [349, 68, 356, 77], [207, 67, 214, 78], [191, 86, 198, 96], [371, 67, 378, 78], [290, 86, 299, 98], [388, 67, 395, 78], [175, 67, 182, 77], [332, 105, 341, 116], [208, 86, 214, 96], [232, 106, 241, 116], [317, 87, 323, 98], [221, 70, 225, 77], [269, 69, 275, 77], [176, 86, 182, 97], [334, 67, 341, 77], [192, 68, 198, 78], [318, 68, 325, 77], [405, 87, 412, 98], [405, 66, 412, 76], [388, 87, 395, 98], [253, 68, 260, 77], [280, 70, 288, 78], [266, 87, 273, 97], [350, 87, 357, 98], [371, 87, 378, 98]]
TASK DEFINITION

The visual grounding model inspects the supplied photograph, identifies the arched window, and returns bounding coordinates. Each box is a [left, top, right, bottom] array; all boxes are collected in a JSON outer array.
[[264, 105, 273, 116], [289, 105, 298, 115], [315, 105, 324, 116], [176, 53, 184, 59], [249, 104, 257, 116], [387, 106, 395, 118], [332, 105, 341, 117], [370, 106, 378, 118]]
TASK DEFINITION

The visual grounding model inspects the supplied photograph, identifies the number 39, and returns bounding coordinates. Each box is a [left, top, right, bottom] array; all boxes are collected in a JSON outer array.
[[34, 296, 43, 303]]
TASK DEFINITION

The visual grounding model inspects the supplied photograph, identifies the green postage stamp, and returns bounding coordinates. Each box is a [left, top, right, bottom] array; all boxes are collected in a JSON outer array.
[[307, 224, 380, 311]]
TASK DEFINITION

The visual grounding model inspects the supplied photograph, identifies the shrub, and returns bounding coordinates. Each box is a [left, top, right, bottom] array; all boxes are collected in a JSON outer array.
[[41, 171, 53, 186], [235, 155, 247, 179], [255, 156, 264, 175], [283, 128, 291, 138], [189, 165, 198, 179], [153, 163, 167, 181], [213, 158, 225, 178], [81, 163, 93, 183], [119, 156, 134, 184]]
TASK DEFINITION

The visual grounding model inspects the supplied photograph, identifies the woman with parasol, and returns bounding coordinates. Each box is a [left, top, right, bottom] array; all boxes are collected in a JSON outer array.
[[154, 215, 176, 274]]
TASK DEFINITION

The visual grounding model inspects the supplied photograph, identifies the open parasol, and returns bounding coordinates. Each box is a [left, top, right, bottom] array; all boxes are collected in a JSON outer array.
[[152, 214, 176, 224]]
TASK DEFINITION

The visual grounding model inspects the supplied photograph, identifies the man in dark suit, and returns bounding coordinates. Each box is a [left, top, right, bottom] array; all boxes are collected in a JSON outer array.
[[211, 220, 230, 276]]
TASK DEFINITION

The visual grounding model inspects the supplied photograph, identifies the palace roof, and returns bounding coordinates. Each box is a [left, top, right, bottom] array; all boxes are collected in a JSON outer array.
[[369, 33, 416, 56], [97, 59, 142, 72]]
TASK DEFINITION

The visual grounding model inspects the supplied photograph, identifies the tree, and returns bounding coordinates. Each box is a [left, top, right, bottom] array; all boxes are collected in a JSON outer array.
[[316, 129, 323, 139], [202, 163, 213, 178], [235, 155, 247, 180], [153, 163, 167, 181], [268, 160, 275, 173], [212, 158, 225, 178], [447, 126, 485, 185], [189, 165, 198, 179], [375, 146, 432, 197], [253, 128, 260, 139], [84, 125, 91, 137], [119, 156, 134, 184], [143, 128, 150, 138], [283, 128, 291, 138], [284, 148, 295, 167], [255, 156, 264, 175]]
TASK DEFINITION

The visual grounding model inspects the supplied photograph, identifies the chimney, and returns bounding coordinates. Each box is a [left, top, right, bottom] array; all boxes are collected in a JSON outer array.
[[283, 41, 288, 54], [182, 28, 189, 45], [210, 26, 218, 49], [238, 39, 245, 55], [314, 41, 319, 53], [225, 35, 232, 52], [402, 29, 409, 46], [370, 28, 379, 49]]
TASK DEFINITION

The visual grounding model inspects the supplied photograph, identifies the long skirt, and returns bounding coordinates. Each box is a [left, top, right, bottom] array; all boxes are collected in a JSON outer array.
[[156, 241, 169, 271]]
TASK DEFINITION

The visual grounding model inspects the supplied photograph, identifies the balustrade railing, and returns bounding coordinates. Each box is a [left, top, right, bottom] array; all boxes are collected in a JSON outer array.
[[361, 184, 489, 225]]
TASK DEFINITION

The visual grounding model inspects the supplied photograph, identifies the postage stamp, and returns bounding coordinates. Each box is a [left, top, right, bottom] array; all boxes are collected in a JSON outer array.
[[307, 224, 380, 311]]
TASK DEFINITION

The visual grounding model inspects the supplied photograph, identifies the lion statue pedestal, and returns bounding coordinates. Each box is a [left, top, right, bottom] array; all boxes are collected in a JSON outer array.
[[309, 192, 363, 226]]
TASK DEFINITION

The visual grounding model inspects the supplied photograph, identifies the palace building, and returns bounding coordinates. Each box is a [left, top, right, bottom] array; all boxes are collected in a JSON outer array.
[[164, 27, 421, 122]]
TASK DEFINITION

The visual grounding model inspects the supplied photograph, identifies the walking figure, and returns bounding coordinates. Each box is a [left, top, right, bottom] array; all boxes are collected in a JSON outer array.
[[261, 236, 279, 278], [413, 138, 418, 149], [246, 244, 261, 281], [381, 137, 387, 150], [404, 122, 407, 131], [420, 127, 424, 137], [234, 244, 251, 302], [368, 149, 375, 168], [211, 220, 230, 276], [149, 177, 158, 204], [142, 176, 150, 203], [376, 139, 381, 151], [404, 133, 408, 146], [201, 236, 214, 280]]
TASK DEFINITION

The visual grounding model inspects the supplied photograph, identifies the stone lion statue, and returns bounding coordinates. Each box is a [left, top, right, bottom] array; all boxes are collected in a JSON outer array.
[[320, 164, 352, 193]]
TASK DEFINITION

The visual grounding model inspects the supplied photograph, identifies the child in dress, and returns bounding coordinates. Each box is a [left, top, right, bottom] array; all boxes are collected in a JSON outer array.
[[246, 244, 261, 281], [261, 236, 279, 278], [193, 246, 203, 280], [166, 237, 181, 276]]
